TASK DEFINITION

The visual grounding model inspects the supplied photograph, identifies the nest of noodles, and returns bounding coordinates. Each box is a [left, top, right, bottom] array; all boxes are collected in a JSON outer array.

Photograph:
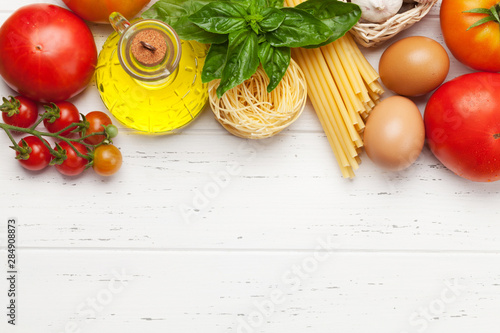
[[344, 0, 439, 48], [209, 59, 307, 139]]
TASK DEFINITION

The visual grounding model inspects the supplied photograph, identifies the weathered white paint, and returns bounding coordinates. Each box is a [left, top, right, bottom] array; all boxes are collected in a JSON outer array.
[[1, 1, 499, 332]]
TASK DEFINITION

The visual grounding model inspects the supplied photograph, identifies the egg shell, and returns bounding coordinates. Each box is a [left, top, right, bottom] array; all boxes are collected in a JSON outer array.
[[364, 96, 425, 171], [379, 36, 450, 97]]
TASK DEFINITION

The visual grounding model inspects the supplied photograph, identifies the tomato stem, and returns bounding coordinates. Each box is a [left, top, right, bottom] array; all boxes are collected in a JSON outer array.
[[2, 126, 20, 149], [494, 133, 500, 139], [0, 96, 20, 117], [0, 122, 110, 162], [463, 3, 500, 30], [29, 112, 50, 131]]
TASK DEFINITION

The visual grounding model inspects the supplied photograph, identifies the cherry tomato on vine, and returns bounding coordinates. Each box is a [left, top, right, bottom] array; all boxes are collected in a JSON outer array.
[[82, 111, 112, 145], [16, 136, 52, 171], [55, 141, 89, 176], [43, 101, 81, 137], [1, 95, 38, 129], [92, 144, 122, 176]]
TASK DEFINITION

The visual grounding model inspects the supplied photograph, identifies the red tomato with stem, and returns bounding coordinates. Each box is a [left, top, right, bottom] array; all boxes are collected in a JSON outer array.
[[0, 4, 97, 102], [424, 72, 500, 182], [16, 136, 52, 171], [1, 95, 38, 129], [82, 111, 112, 145], [43, 101, 81, 137], [55, 141, 89, 176], [440, 0, 500, 72], [62, 0, 151, 23], [92, 144, 123, 176]]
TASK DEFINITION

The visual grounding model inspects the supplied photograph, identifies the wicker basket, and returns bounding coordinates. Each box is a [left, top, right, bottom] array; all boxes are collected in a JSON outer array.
[[345, 0, 439, 48]]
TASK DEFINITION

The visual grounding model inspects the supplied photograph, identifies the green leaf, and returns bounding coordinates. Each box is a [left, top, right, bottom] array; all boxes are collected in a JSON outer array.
[[296, 0, 361, 47], [490, 5, 500, 23], [232, 0, 253, 9], [265, 8, 332, 48], [462, 3, 500, 30], [202, 42, 228, 82], [142, 0, 227, 44], [258, 42, 291, 92], [248, 0, 269, 14], [189, 2, 249, 34], [269, 0, 284, 8], [467, 16, 495, 30], [216, 29, 260, 98], [250, 21, 261, 34], [258, 7, 286, 32], [0, 96, 21, 117], [462, 8, 491, 14]]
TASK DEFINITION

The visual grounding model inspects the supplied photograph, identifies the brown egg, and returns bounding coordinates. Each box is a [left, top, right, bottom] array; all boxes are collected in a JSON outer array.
[[364, 96, 425, 171], [379, 36, 449, 96]]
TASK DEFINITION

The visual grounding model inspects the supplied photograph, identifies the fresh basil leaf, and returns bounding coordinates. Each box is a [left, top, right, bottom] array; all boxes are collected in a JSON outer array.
[[269, 0, 284, 8], [265, 8, 332, 48], [258, 42, 291, 92], [232, 0, 253, 9], [173, 16, 229, 43], [217, 29, 260, 98], [249, 20, 261, 34], [189, 2, 249, 34], [258, 7, 286, 32], [245, 0, 270, 33], [142, 0, 227, 44], [296, 0, 361, 47], [143, 0, 214, 19], [202, 42, 228, 82], [245, 0, 265, 14]]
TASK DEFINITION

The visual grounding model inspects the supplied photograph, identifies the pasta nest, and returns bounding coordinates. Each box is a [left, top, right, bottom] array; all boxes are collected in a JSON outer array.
[[209, 59, 307, 139]]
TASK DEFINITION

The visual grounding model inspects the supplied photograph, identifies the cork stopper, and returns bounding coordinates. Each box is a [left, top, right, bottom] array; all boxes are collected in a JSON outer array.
[[130, 29, 167, 67]]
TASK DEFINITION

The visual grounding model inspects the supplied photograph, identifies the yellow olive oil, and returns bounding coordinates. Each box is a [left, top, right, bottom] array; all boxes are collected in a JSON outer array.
[[95, 30, 208, 134]]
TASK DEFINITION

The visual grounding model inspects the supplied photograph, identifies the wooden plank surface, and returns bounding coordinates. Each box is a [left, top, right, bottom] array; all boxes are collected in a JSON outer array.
[[2, 250, 500, 333], [1, 1, 499, 332]]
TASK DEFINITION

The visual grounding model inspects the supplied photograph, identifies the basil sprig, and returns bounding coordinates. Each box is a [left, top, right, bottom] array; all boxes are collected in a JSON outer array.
[[143, 0, 361, 97]]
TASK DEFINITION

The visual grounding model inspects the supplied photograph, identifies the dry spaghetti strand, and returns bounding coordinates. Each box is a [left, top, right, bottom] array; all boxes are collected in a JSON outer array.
[[284, 0, 384, 178]]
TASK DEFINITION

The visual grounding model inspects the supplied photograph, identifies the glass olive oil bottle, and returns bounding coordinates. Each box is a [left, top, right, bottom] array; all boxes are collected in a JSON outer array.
[[95, 12, 208, 134]]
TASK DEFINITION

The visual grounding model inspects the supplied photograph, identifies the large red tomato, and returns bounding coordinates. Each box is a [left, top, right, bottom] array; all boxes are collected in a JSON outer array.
[[62, 0, 151, 23], [424, 72, 500, 182], [0, 4, 97, 102], [440, 0, 500, 72]]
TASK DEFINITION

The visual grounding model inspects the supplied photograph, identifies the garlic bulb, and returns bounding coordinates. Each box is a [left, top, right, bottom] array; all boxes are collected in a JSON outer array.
[[351, 0, 404, 23]]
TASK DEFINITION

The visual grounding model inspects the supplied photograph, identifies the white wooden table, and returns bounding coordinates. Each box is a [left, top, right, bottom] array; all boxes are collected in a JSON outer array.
[[1, 1, 499, 332]]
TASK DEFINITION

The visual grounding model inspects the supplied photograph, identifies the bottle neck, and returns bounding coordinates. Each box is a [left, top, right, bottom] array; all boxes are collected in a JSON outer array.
[[117, 19, 182, 85]]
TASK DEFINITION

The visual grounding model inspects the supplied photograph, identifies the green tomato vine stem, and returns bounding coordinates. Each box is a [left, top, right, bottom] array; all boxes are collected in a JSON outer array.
[[3, 125, 21, 149], [29, 112, 48, 131], [0, 121, 110, 161]]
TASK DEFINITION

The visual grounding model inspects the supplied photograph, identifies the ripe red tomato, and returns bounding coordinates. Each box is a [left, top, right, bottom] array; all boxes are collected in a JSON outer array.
[[440, 0, 500, 72], [424, 72, 500, 182], [92, 144, 123, 176], [82, 111, 112, 145], [43, 101, 81, 137], [1, 96, 38, 129], [16, 136, 52, 171], [55, 141, 89, 176], [0, 4, 97, 102], [62, 0, 151, 23]]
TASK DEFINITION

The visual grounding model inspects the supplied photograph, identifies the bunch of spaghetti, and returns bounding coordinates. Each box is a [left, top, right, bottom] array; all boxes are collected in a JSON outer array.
[[209, 59, 307, 139], [285, 0, 384, 178]]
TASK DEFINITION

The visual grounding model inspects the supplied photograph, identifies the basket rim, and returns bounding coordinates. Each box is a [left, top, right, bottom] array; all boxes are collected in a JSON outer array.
[[346, 0, 439, 47]]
